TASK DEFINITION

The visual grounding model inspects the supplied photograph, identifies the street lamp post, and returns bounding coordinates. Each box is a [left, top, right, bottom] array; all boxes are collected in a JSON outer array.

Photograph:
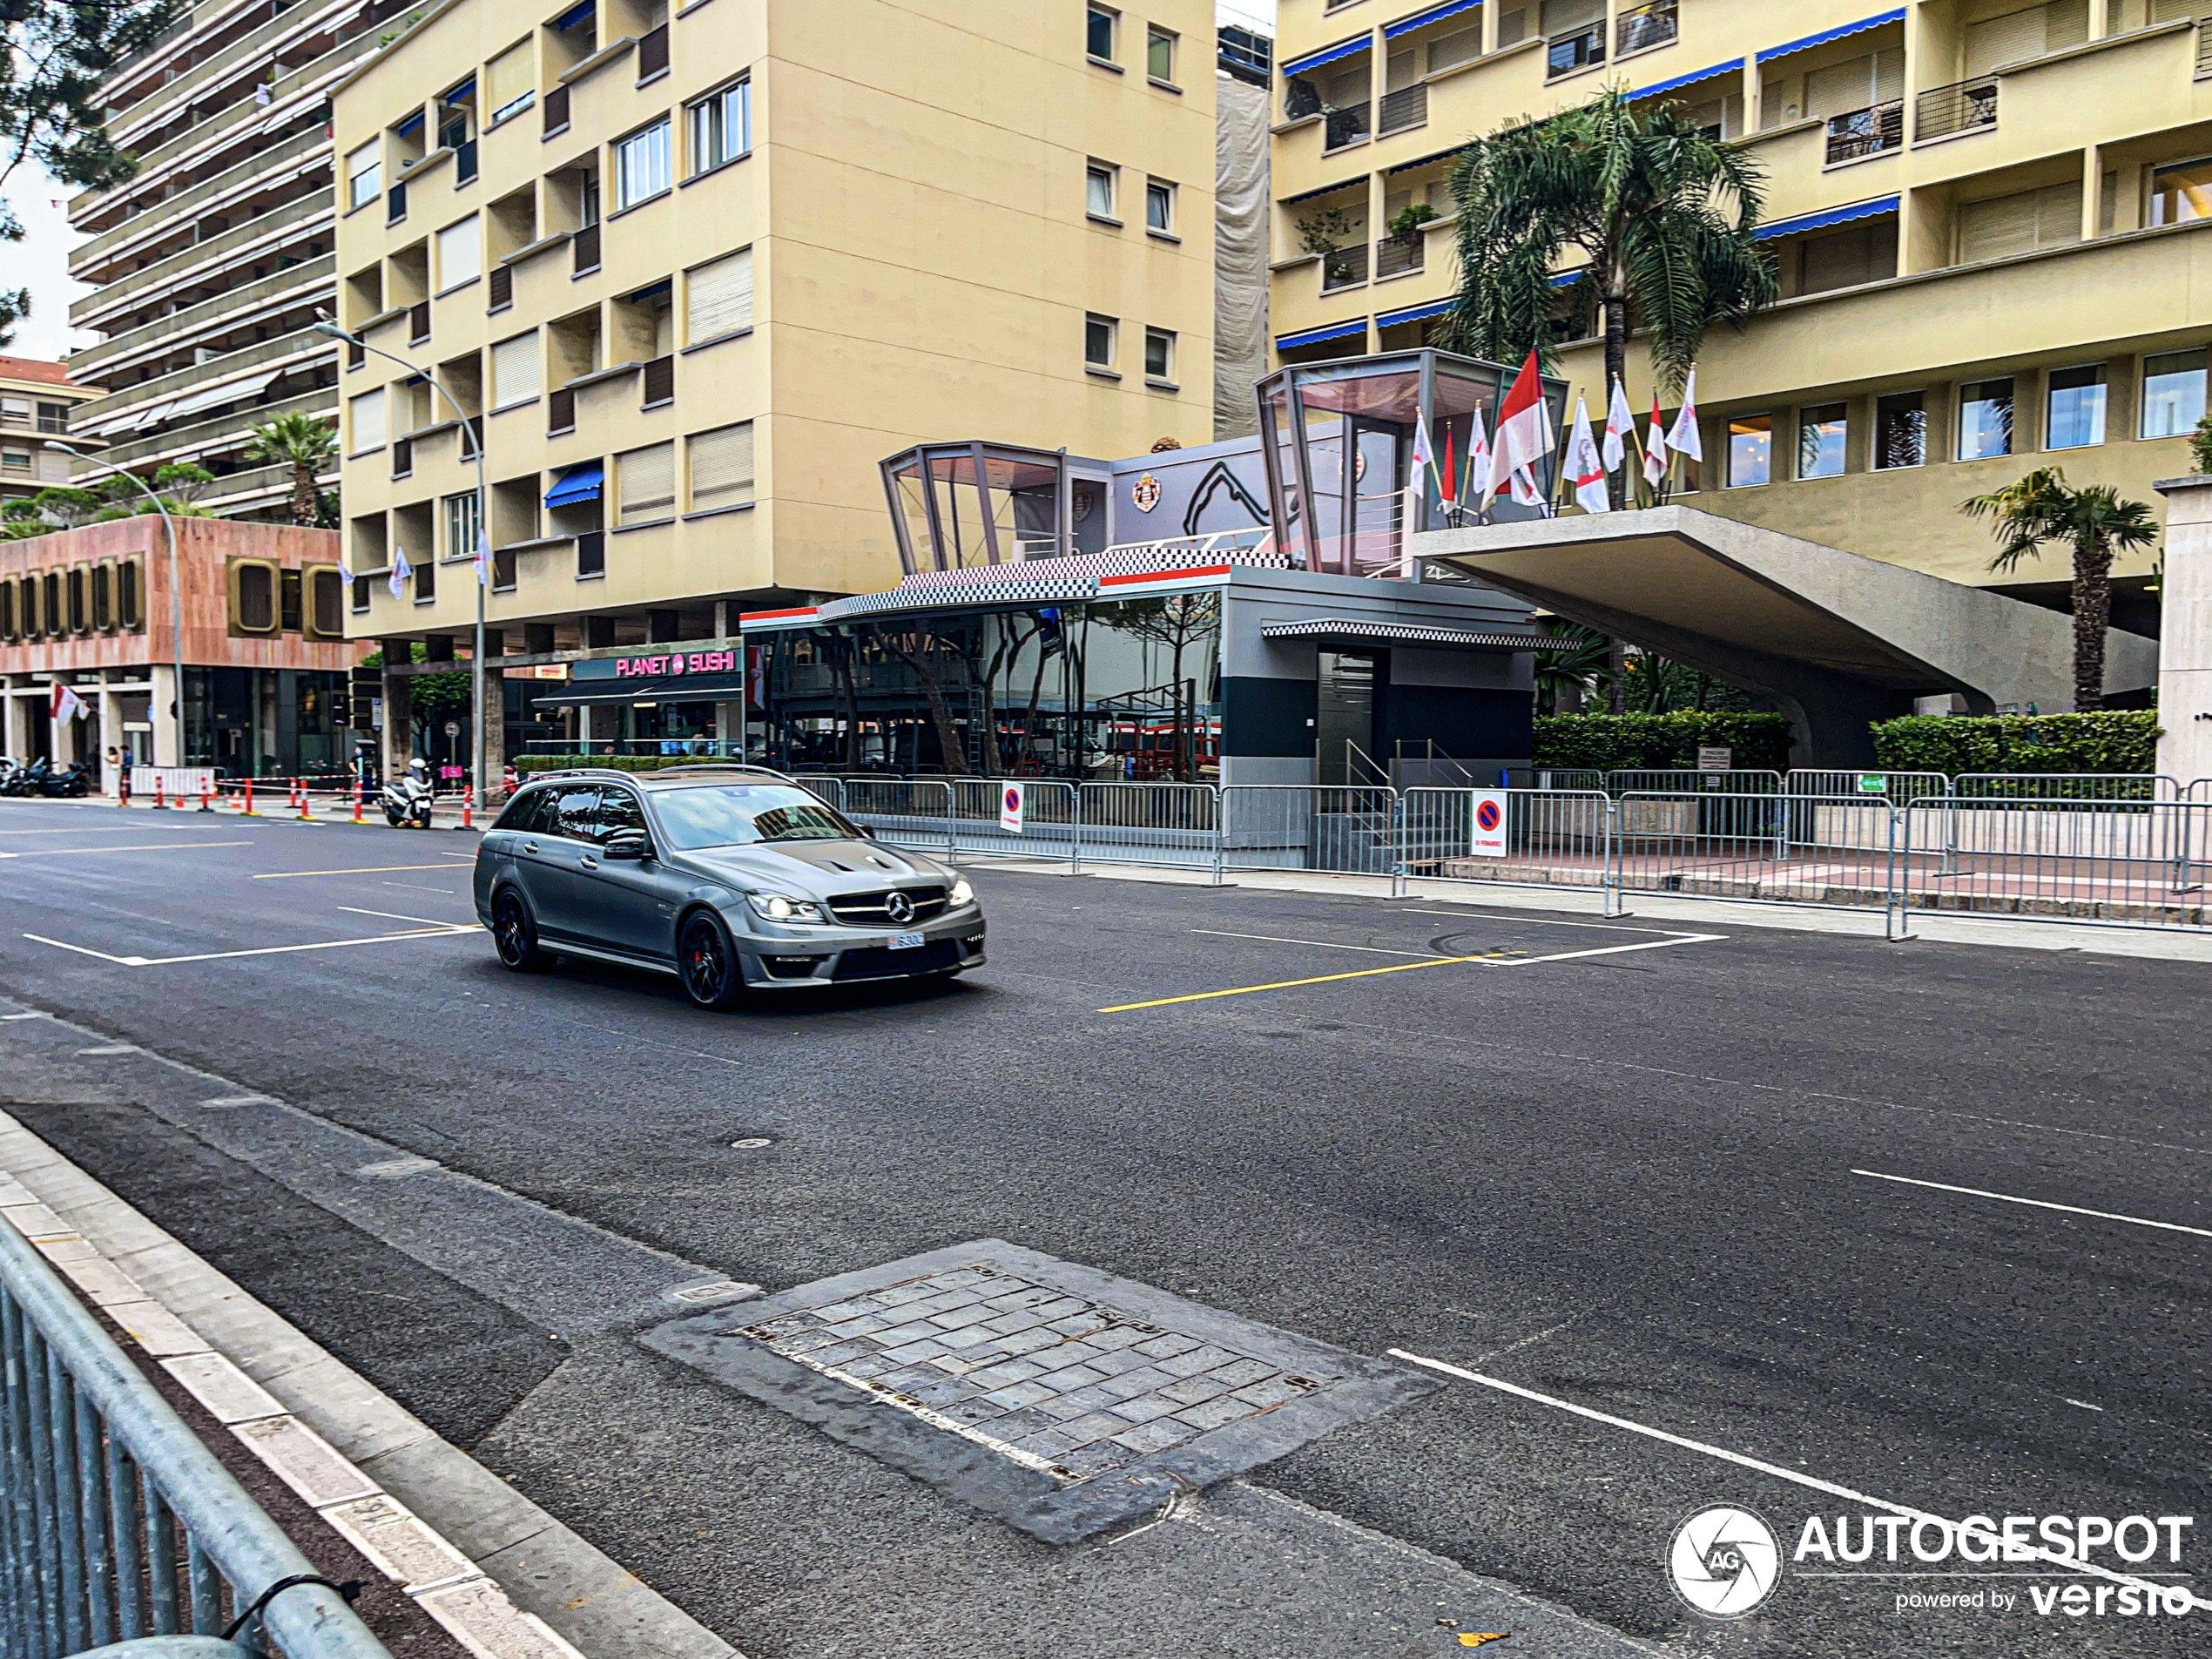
[[314, 320, 491, 806], [46, 441, 184, 773]]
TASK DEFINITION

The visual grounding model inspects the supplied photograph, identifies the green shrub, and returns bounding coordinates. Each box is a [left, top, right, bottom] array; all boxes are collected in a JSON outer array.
[[1868, 711, 2161, 777], [1531, 711, 1794, 772]]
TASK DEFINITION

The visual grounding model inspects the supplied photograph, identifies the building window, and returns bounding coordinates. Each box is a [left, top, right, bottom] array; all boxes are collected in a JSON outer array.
[[1797, 404, 1847, 479], [436, 214, 481, 290], [1874, 391, 1925, 469], [2046, 365, 2107, 450], [280, 568, 303, 632], [1145, 179, 1174, 233], [614, 119, 672, 210], [2148, 158, 2212, 227], [310, 567, 346, 637], [415, 554, 435, 601], [1143, 327, 1175, 382], [234, 563, 276, 633], [0, 397, 26, 428], [1087, 5, 1116, 61], [688, 77, 750, 174], [1147, 25, 1176, 82], [1085, 313, 1117, 370], [348, 388, 387, 451], [685, 246, 753, 343], [119, 559, 141, 631], [492, 329, 542, 407], [0, 450, 27, 474], [1726, 415, 1772, 487], [346, 143, 381, 211], [1957, 378, 2013, 461], [36, 403, 66, 435], [2141, 349, 2207, 440], [444, 490, 482, 563], [1087, 162, 1117, 221], [617, 442, 676, 525], [485, 40, 535, 126], [687, 421, 755, 511]]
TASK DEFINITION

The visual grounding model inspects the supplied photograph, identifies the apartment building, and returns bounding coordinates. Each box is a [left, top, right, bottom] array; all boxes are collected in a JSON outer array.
[[62, 0, 408, 518], [1268, 0, 2212, 617], [0, 359, 105, 507], [333, 0, 1227, 766]]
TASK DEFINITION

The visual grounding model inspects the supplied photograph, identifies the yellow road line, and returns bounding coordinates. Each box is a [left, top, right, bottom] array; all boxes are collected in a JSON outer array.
[[252, 863, 466, 880], [1099, 950, 1520, 1012]]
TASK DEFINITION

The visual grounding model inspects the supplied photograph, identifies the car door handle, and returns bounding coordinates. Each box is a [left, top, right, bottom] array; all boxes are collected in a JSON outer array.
[[578, 855, 598, 870], [521, 840, 539, 854]]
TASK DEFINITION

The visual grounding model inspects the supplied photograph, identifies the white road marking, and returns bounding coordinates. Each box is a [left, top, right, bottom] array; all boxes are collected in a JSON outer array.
[[253, 862, 463, 879], [75, 1045, 135, 1055], [1190, 928, 1434, 958], [2063, 1399, 2106, 1413], [337, 906, 470, 928], [1851, 1169, 2212, 1239], [1496, 935, 1725, 968], [381, 881, 457, 895], [1403, 909, 1703, 938], [1388, 1348, 2210, 1610], [1, 1013, 48, 1022], [0, 840, 253, 860], [24, 927, 476, 968]]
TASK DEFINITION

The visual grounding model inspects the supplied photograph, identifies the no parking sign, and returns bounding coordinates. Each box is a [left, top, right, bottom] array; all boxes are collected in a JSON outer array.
[[1469, 790, 1508, 858], [1000, 782, 1025, 833]]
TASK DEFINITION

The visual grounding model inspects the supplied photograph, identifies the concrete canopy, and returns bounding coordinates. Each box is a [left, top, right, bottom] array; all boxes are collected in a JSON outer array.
[[1412, 507, 2158, 765]]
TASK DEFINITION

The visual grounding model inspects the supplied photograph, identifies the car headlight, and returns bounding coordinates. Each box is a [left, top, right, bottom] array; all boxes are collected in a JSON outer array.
[[949, 876, 974, 908], [746, 892, 827, 924]]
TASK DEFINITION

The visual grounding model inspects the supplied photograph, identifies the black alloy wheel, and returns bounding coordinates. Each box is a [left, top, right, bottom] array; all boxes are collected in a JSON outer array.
[[679, 911, 745, 1009], [492, 888, 546, 971]]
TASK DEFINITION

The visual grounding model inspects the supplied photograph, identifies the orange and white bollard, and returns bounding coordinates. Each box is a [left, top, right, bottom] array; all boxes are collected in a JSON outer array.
[[200, 782, 212, 813], [461, 787, 474, 831], [353, 779, 364, 824], [153, 779, 165, 811], [242, 777, 253, 816], [299, 785, 312, 821]]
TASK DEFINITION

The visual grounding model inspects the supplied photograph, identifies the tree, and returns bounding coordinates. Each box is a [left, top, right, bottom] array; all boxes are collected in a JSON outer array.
[[1, 0, 185, 345], [1534, 620, 1610, 715], [1113, 592, 1220, 782], [1960, 468, 2160, 712], [245, 413, 337, 526], [1439, 87, 1776, 509]]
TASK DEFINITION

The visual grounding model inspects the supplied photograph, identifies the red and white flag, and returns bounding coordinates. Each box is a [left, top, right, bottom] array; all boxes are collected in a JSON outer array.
[[1642, 395, 1670, 491], [1602, 375, 1635, 474], [1566, 397, 1610, 516], [1483, 348, 1554, 512], [1666, 368, 1703, 465], [50, 683, 88, 724]]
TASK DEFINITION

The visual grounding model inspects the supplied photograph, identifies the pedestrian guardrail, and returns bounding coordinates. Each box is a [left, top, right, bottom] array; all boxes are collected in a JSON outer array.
[[0, 1212, 389, 1659]]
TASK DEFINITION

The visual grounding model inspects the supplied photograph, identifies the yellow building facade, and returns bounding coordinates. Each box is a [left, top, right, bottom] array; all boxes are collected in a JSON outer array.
[[333, 0, 1223, 693], [1269, 0, 2212, 607]]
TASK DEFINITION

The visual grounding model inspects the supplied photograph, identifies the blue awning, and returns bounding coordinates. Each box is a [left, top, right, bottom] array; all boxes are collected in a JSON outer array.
[[394, 111, 424, 138], [1385, 0, 1482, 41], [1631, 59, 1743, 103], [1277, 318, 1370, 351], [1376, 297, 1453, 329], [544, 461, 604, 508], [550, 0, 594, 30], [1282, 34, 1372, 78], [1551, 268, 1590, 287], [1757, 10, 1905, 64], [442, 75, 476, 105], [1755, 194, 1899, 241]]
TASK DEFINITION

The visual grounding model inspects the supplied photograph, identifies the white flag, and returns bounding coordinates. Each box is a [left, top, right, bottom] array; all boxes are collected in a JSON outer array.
[[1405, 411, 1437, 523], [50, 682, 89, 724], [388, 544, 413, 600], [475, 528, 492, 587], [1465, 406, 1491, 509], [1602, 375, 1635, 473], [1666, 368, 1703, 464], [1642, 395, 1670, 491], [1567, 397, 1610, 516]]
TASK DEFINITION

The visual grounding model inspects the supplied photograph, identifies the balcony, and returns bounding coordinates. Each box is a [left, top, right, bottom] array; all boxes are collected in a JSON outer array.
[[1325, 104, 1372, 151], [1615, 0, 1677, 57], [1547, 25, 1605, 79], [1825, 100, 1903, 165], [1375, 232, 1425, 280], [1916, 76, 1997, 143], [1379, 84, 1426, 137], [1320, 242, 1370, 293]]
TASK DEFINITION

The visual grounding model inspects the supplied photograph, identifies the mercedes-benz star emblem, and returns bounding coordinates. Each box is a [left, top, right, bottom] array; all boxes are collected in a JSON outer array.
[[884, 892, 916, 924]]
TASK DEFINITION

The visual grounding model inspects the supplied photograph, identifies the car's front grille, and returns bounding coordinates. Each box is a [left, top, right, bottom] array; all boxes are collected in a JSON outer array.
[[833, 941, 961, 981], [825, 886, 948, 926]]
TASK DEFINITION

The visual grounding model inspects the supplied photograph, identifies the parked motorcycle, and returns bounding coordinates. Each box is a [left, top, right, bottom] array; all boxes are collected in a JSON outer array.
[[40, 761, 91, 799], [3, 759, 51, 797], [381, 759, 435, 828]]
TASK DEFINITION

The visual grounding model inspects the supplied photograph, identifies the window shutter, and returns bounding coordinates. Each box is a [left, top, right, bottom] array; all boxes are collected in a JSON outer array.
[[1966, 5, 2064, 75], [2033, 181, 2082, 246], [687, 421, 755, 510], [349, 388, 386, 450], [618, 442, 676, 524], [1805, 57, 1872, 118], [686, 248, 753, 343], [437, 216, 481, 288], [485, 43, 533, 120], [1872, 47, 1904, 104], [1959, 186, 2074, 262], [492, 331, 542, 406]]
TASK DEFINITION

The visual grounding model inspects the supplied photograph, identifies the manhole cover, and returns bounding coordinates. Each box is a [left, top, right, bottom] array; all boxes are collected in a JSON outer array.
[[642, 1239, 1440, 1542]]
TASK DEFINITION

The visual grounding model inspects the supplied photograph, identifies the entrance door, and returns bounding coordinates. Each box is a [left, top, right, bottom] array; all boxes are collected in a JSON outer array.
[[1315, 651, 1378, 785], [1346, 419, 1405, 575]]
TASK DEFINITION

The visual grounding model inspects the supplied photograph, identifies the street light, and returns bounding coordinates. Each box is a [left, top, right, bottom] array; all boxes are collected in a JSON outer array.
[[46, 441, 184, 773], [313, 319, 491, 806]]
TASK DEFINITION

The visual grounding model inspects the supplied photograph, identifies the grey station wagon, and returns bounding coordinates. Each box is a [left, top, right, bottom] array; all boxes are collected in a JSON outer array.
[[474, 765, 985, 1008]]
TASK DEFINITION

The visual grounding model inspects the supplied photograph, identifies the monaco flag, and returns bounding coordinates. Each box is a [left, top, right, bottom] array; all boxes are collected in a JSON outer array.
[[1483, 348, 1554, 511], [1602, 375, 1635, 474], [1643, 395, 1670, 491], [388, 544, 413, 600], [1667, 368, 1703, 464], [1566, 397, 1610, 516], [50, 682, 89, 724]]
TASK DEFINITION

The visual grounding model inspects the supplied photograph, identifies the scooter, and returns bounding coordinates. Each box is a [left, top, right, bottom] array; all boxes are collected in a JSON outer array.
[[39, 761, 91, 798], [4, 759, 52, 798], [381, 759, 435, 828]]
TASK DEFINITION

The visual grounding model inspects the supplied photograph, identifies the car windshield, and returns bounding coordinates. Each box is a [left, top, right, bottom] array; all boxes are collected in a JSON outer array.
[[651, 783, 863, 850]]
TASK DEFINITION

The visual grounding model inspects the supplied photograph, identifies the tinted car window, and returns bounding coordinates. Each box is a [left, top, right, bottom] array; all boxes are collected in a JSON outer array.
[[549, 786, 601, 841], [595, 787, 646, 844], [650, 784, 863, 850], [496, 787, 556, 834]]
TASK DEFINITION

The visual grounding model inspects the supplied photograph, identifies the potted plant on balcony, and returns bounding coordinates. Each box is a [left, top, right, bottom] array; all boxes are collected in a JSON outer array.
[[1297, 206, 1362, 290]]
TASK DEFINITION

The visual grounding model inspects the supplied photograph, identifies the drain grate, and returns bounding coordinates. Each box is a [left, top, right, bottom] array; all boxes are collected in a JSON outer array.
[[644, 1240, 1439, 1542]]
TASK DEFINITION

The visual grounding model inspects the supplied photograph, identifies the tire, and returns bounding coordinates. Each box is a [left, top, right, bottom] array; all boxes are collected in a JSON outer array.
[[678, 910, 746, 1009], [384, 806, 403, 826], [491, 888, 547, 971]]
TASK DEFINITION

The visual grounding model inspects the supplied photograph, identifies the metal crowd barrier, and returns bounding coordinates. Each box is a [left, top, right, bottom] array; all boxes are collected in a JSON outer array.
[[0, 1217, 388, 1659]]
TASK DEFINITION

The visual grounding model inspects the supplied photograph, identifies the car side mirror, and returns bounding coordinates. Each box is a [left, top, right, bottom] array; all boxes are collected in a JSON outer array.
[[604, 828, 652, 860]]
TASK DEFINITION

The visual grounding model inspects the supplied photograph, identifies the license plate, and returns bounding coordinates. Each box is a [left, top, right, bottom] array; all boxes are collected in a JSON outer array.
[[889, 931, 925, 951]]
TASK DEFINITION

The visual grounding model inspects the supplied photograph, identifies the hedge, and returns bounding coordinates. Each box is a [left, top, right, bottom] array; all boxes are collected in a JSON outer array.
[[1867, 711, 2161, 777], [1531, 711, 1794, 772]]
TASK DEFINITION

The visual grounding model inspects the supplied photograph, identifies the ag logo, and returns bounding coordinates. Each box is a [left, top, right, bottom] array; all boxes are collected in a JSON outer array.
[[1130, 472, 1162, 512], [1669, 1506, 1780, 1618]]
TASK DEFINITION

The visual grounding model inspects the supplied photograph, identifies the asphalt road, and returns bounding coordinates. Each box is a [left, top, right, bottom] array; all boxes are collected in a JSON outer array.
[[0, 796, 2206, 1659]]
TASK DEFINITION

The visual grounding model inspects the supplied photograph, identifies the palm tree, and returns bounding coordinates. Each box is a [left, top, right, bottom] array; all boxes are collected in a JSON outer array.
[[1439, 87, 1776, 510], [244, 412, 336, 527], [1960, 468, 2159, 712], [1533, 619, 1610, 714]]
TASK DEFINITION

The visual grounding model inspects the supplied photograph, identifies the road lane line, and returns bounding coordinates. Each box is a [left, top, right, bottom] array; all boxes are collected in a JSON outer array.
[[1189, 929, 1439, 958], [24, 927, 476, 968], [0, 840, 253, 860], [1387, 1347, 2210, 1609], [1099, 934, 1722, 1012], [252, 863, 467, 879], [1402, 909, 1704, 937], [338, 906, 471, 928], [1851, 1169, 2212, 1238]]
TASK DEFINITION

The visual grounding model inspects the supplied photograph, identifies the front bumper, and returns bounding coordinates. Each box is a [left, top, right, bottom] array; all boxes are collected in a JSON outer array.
[[735, 912, 986, 988]]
